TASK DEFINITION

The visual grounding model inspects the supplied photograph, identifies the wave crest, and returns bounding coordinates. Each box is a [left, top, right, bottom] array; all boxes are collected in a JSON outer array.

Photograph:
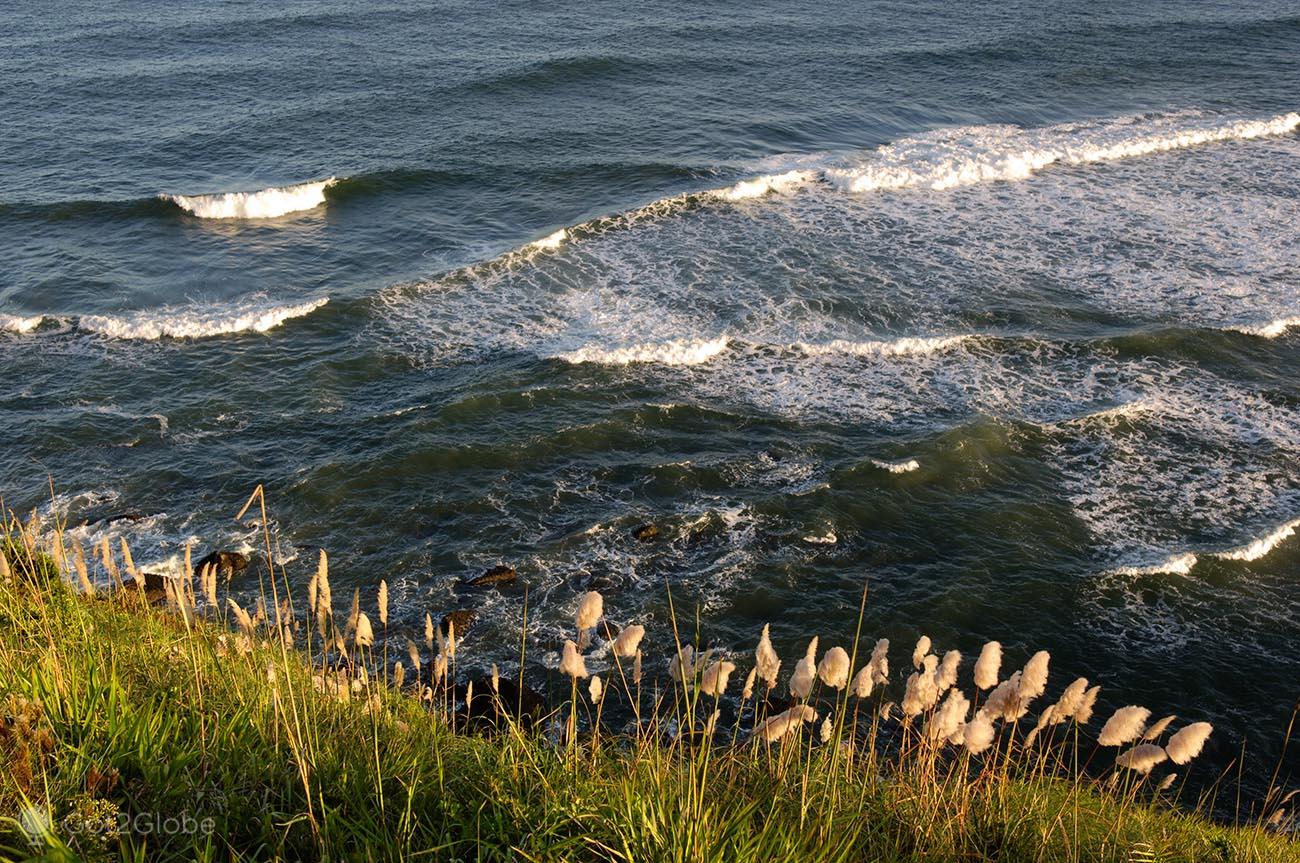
[[78, 297, 329, 340], [1214, 517, 1300, 562], [163, 178, 338, 219], [793, 335, 971, 358], [1227, 316, 1300, 338], [554, 335, 730, 366], [825, 112, 1300, 194], [1, 314, 44, 334]]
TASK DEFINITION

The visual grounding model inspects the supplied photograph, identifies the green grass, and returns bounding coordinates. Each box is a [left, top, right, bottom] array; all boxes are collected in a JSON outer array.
[[0, 511, 1296, 862]]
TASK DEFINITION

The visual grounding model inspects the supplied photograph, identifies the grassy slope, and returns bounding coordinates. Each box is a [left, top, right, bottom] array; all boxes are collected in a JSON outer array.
[[0, 565, 1296, 862]]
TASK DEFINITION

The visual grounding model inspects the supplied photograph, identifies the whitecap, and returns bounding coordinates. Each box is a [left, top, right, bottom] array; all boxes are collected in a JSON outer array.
[[79, 297, 328, 340], [163, 177, 337, 219], [553, 335, 730, 366]]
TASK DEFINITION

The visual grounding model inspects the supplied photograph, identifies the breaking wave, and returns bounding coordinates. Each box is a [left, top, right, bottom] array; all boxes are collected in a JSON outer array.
[[871, 458, 921, 474], [553, 335, 731, 366], [163, 178, 338, 219], [1, 314, 44, 334], [78, 297, 329, 340], [1227, 316, 1300, 339], [1215, 517, 1300, 562], [793, 335, 972, 358], [824, 112, 1300, 193]]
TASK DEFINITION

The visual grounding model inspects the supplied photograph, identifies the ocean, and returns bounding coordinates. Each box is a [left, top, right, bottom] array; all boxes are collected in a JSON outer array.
[[2, 0, 1297, 795]]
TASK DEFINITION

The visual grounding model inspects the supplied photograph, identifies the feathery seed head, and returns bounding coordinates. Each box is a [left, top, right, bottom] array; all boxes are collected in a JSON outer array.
[[576, 590, 603, 632], [936, 649, 962, 693], [755, 624, 781, 689], [699, 660, 737, 698], [1018, 650, 1050, 701], [974, 641, 1002, 690], [589, 675, 603, 704], [612, 624, 645, 658], [870, 638, 890, 684], [1098, 705, 1151, 746], [560, 639, 588, 679], [1165, 722, 1213, 765], [1142, 714, 1177, 742], [851, 663, 874, 698], [668, 644, 695, 682], [378, 580, 388, 626], [1075, 685, 1102, 725], [1115, 743, 1168, 774], [964, 710, 997, 754], [817, 646, 851, 689], [754, 705, 818, 744], [355, 613, 374, 647], [741, 667, 757, 700], [912, 635, 932, 670]]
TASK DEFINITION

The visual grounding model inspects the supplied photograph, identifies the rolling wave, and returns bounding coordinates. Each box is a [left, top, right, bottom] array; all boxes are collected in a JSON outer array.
[[1228, 316, 1300, 338], [77, 297, 329, 340], [824, 112, 1300, 193], [162, 178, 338, 219], [792, 335, 972, 358], [416, 110, 1297, 287], [1215, 517, 1300, 562], [1111, 516, 1300, 575], [553, 335, 731, 366], [1, 314, 44, 334]]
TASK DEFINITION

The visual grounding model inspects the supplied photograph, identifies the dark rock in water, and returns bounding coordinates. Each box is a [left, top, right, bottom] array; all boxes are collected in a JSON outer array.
[[441, 608, 476, 636], [467, 564, 516, 587], [196, 550, 249, 579], [456, 677, 548, 731], [585, 575, 616, 591], [126, 571, 170, 606], [86, 511, 148, 527], [632, 523, 660, 542], [597, 620, 620, 642]]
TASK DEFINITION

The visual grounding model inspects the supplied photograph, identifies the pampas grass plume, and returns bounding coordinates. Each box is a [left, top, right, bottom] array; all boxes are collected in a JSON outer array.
[[612, 624, 645, 658], [355, 613, 375, 648], [560, 639, 587, 679], [668, 644, 694, 682], [1165, 721, 1213, 765], [378, 580, 388, 627], [851, 663, 873, 698], [1053, 677, 1089, 722], [755, 705, 818, 744], [589, 675, 603, 704], [820, 717, 833, 743], [973, 640, 1001, 690], [741, 667, 757, 700], [228, 598, 254, 634], [1018, 650, 1050, 701], [964, 710, 996, 754], [425, 612, 435, 650], [789, 636, 818, 699], [699, 660, 736, 698], [1075, 684, 1102, 725], [755, 624, 781, 689], [1142, 714, 1177, 742], [870, 638, 890, 684], [1115, 743, 1167, 774], [633, 650, 642, 686], [817, 646, 850, 689], [912, 635, 931, 670], [936, 649, 961, 693], [1098, 705, 1150, 746], [575, 591, 603, 647]]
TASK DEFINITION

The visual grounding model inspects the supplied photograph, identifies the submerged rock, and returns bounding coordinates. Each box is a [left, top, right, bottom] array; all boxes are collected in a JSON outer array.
[[467, 564, 516, 587], [196, 550, 249, 579], [632, 523, 660, 542], [441, 609, 477, 636], [456, 677, 548, 731]]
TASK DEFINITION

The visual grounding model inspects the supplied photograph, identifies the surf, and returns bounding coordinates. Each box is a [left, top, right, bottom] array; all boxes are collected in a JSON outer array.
[[162, 178, 338, 219]]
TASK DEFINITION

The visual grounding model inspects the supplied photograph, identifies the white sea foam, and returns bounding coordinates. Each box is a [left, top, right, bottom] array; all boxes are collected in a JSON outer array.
[[164, 178, 338, 219], [1113, 552, 1200, 577], [79, 297, 328, 340], [794, 335, 971, 358], [554, 335, 730, 366], [709, 169, 817, 201], [824, 112, 1300, 194], [1214, 517, 1300, 562], [871, 458, 921, 474], [528, 228, 568, 251], [1228, 316, 1300, 338], [1, 314, 44, 333], [802, 530, 838, 545]]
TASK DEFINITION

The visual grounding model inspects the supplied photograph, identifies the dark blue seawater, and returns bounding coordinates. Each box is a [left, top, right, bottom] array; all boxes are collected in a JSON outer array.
[[3, 1, 1298, 800]]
